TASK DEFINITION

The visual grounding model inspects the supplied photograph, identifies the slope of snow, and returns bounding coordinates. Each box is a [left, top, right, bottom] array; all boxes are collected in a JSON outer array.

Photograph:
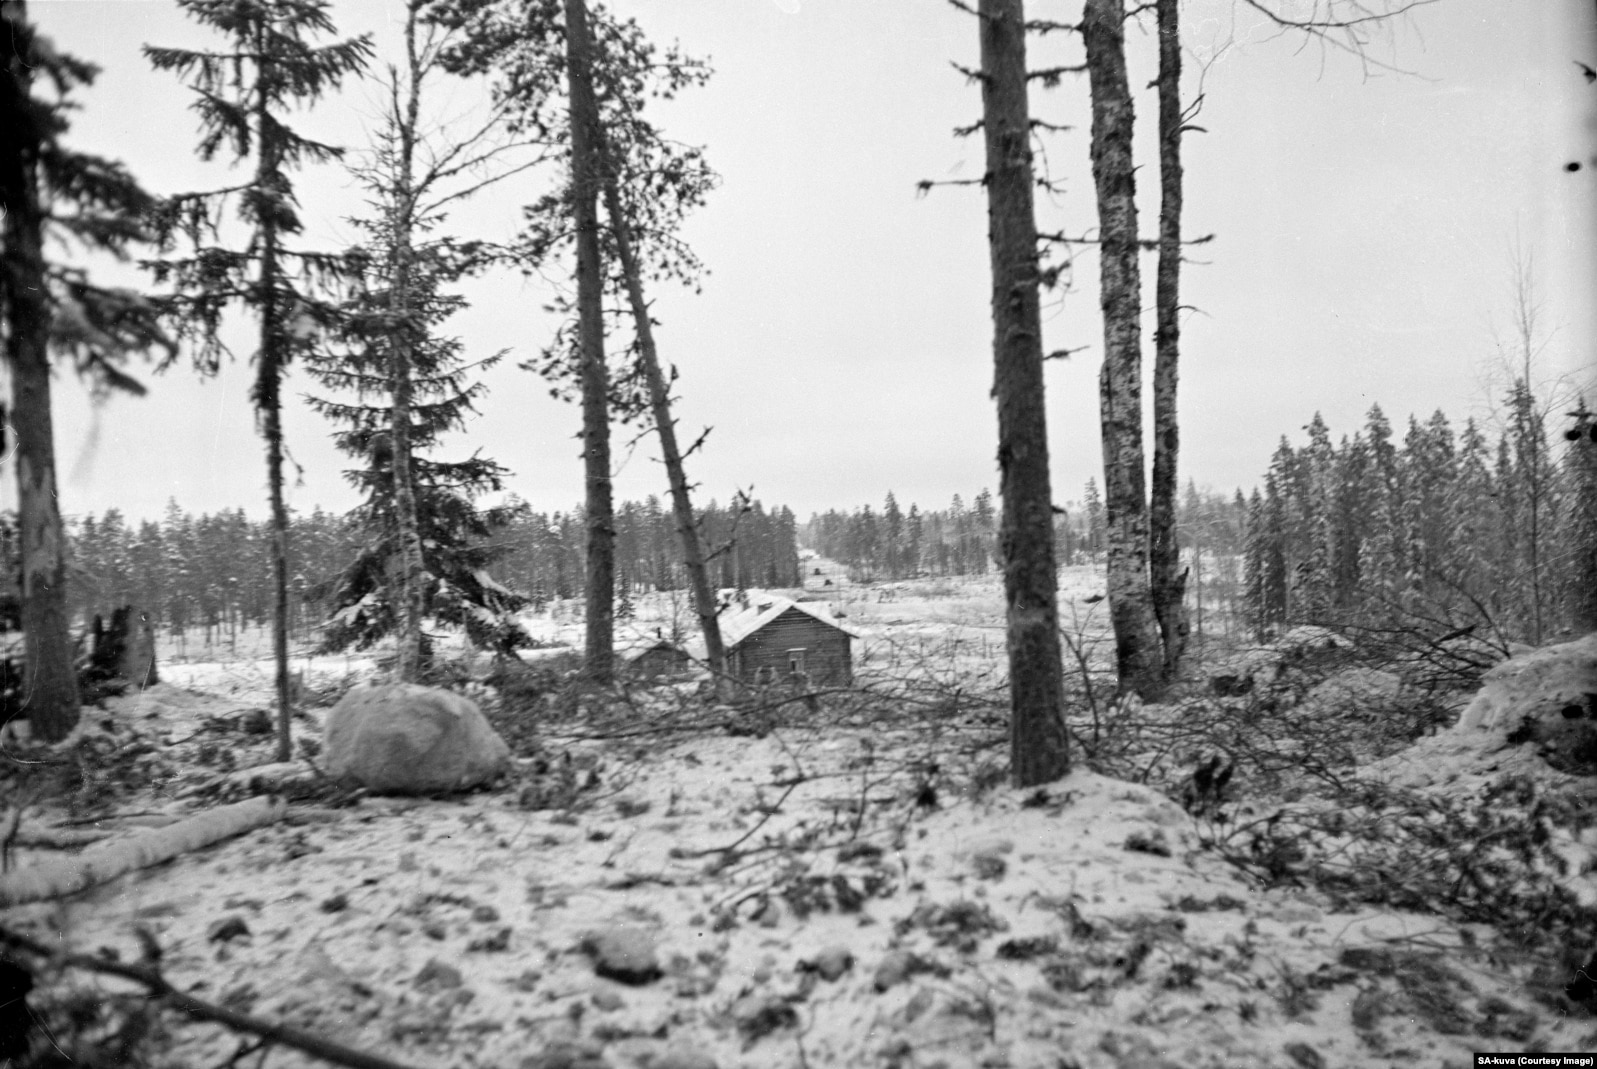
[[3, 674, 1578, 1069]]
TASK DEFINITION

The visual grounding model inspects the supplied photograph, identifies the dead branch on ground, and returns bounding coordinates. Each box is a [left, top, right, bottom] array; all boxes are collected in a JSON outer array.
[[0, 923, 430, 1069]]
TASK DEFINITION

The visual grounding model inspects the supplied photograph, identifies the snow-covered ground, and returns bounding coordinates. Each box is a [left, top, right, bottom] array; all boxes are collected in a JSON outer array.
[[1, 570, 1588, 1068]]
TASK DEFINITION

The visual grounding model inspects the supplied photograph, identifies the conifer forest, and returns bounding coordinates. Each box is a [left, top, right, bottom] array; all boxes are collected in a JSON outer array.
[[1, 1, 1596, 1067]]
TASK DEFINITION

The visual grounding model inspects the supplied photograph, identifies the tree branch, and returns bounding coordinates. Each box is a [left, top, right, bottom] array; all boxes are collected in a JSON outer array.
[[0, 923, 430, 1069]]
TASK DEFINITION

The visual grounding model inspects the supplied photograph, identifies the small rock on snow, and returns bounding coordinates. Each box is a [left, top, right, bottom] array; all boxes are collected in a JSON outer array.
[[1284, 1041, 1326, 1069], [414, 958, 463, 989], [581, 927, 662, 985], [803, 945, 854, 982], [873, 949, 919, 992], [650, 1048, 719, 1069], [731, 993, 798, 1041], [518, 1041, 607, 1069], [206, 915, 250, 943]]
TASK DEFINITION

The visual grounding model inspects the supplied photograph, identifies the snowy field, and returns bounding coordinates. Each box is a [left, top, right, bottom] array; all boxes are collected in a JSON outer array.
[[0, 565, 1588, 1068]]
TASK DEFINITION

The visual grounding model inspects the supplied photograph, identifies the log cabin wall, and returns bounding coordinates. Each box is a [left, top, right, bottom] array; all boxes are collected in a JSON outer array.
[[730, 607, 852, 687]]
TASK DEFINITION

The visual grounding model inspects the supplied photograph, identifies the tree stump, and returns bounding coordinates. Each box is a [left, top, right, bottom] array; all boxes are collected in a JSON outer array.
[[82, 605, 158, 699]]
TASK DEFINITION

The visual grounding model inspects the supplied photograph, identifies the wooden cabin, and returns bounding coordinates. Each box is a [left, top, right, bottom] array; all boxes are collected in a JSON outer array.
[[717, 596, 856, 688], [620, 639, 697, 681]]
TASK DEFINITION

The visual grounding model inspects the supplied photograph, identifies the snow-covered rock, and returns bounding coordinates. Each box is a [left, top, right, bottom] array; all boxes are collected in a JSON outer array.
[[1370, 633, 1597, 788], [1448, 632, 1597, 775], [1299, 667, 1404, 718], [1455, 632, 1597, 734], [324, 683, 511, 795]]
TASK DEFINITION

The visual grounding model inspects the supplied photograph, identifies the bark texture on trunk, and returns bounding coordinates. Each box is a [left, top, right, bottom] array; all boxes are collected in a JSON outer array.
[[1084, 0, 1162, 699], [566, 0, 614, 683], [2, 0, 81, 741], [389, 11, 427, 684], [598, 176, 728, 684], [1149, 0, 1190, 682], [252, 40, 294, 762], [978, 0, 1068, 788]]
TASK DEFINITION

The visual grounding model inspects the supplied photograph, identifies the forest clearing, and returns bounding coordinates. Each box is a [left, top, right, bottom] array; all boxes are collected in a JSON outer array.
[[2, 567, 1596, 1068], [2, 0, 1594, 1066]]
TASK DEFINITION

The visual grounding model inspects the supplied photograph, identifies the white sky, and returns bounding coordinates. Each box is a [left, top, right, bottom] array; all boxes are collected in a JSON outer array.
[[15, 0, 1597, 525]]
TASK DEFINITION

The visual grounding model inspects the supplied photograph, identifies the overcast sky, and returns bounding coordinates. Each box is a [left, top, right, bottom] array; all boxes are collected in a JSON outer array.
[[16, 0, 1597, 526]]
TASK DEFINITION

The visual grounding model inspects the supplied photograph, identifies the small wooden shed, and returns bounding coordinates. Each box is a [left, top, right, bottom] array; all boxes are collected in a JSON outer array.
[[620, 639, 697, 680], [717, 596, 856, 688]]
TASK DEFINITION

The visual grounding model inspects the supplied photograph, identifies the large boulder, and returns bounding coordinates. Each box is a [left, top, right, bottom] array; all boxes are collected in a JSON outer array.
[[325, 683, 511, 795], [1454, 632, 1597, 774]]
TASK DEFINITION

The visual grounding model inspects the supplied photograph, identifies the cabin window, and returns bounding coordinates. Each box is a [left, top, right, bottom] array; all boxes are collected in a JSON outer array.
[[787, 648, 806, 674]]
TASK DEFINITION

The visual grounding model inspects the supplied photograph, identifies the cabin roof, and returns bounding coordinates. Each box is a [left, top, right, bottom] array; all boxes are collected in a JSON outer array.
[[716, 595, 859, 648], [618, 639, 693, 664]]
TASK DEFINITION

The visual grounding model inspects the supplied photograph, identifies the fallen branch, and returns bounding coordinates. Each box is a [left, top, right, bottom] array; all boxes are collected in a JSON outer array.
[[670, 778, 805, 860], [11, 827, 110, 849], [0, 796, 285, 908], [0, 924, 429, 1069]]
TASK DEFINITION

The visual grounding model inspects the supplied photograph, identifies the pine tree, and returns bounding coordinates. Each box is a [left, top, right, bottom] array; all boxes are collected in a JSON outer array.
[[440, 0, 718, 685], [2, 0, 171, 739], [977, 0, 1068, 785], [146, 0, 369, 759]]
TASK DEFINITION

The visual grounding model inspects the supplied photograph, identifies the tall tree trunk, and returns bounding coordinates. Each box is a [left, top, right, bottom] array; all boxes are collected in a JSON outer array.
[[1570, 406, 1597, 633], [565, 0, 613, 683], [1149, 0, 1190, 682], [597, 175, 728, 684], [1084, 0, 1162, 699], [977, 0, 1068, 788], [254, 64, 294, 762], [2, 0, 81, 741], [390, 4, 427, 684]]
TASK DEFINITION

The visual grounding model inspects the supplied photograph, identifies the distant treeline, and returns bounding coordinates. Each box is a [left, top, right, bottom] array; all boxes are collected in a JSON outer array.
[[800, 486, 1249, 583], [481, 496, 802, 603], [1239, 399, 1597, 645], [0, 494, 802, 643]]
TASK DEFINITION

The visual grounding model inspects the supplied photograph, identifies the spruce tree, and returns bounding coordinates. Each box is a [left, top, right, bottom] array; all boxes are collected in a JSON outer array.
[[146, 0, 371, 760], [1564, 402, 1597, 632], [304, 0, 532, 679], [438, 0, 719, 685], [1242, 489, 1268, 641], [305, 200, 528, 664], [2, 0, 171, 740]]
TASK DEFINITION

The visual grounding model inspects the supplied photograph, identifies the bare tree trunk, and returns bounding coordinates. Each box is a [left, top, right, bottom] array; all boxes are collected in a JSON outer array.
[[565, 0, 613, 683], [1084, 0, 1162, 699], [597, 176, 728, 683], [390, 6, 428, 684], [1571, 405, 1597, 633], [1149, 0, 1189, 682], [978, 0, 1068, 788], [253, 65, 294, 762], [2, 0, 81, 742]]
